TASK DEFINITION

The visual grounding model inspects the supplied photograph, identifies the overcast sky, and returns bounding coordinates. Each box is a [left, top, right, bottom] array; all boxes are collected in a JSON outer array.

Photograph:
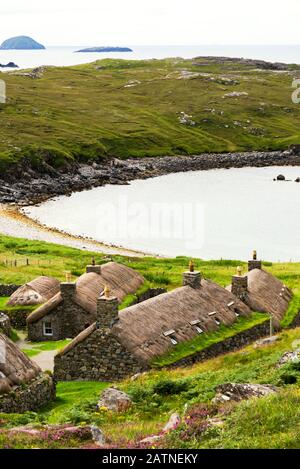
[[1, 0, 300, 46]]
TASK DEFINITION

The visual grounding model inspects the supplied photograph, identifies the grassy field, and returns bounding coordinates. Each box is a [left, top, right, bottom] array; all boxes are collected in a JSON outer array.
[[1, 327, 300, 448], [1, 234, 300, 447], [1, 57, 300, 171]]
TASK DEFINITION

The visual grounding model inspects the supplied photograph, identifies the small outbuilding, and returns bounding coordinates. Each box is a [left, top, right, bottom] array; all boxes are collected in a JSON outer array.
[[27, 262, 144, 342], [0, 333, 55, 413], [228, 253, 292, 328], [8, 276, 60, 306]]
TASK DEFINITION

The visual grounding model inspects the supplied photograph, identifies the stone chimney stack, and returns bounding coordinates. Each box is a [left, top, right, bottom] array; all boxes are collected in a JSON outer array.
[[231, 266, 248, 298], [86, 259, 102, 275], [60, 282, 76, 301], [182, 260, 202, 289], [248, 250, 262, 271], [96, 285, 118, 328]]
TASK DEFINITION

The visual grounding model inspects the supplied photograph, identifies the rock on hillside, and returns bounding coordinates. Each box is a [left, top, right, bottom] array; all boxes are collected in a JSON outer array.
[[0, 36, 45, 50]]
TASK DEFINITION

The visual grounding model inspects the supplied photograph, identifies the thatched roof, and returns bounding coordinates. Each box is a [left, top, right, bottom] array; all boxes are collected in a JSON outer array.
[[112, 279, 252, 363], [228, 268, 292, 327], [0, 333, 41, 395], [27, 262, 144, 324], [57, 278, 251, 361], [8, 276, 60, 306]]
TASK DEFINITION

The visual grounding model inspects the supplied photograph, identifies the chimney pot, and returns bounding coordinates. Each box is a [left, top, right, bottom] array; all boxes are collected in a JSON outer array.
[[231, 273, 248, 298], [96, 295, 119, 328], [183, 271, 201, 289], [86, 264, 102, 275], [248, 251, 262, 271], [60, 282, 76, 300]]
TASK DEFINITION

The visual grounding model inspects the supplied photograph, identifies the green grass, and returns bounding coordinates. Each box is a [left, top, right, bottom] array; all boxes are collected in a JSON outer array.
[[281, 294, 300, 328], [0, 296, 35, 312], [151, 313, 269, 367], [2, 327, 300, 448], [21, 339, 72, 358], [1, 57, 300, 172]]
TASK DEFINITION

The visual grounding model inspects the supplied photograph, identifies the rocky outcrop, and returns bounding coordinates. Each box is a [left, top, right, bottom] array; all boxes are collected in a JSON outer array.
[[97, 387, 132, 412], [212, 383, 278, 404], [277, 349, 300, 367], [1, 149, 300, 205]]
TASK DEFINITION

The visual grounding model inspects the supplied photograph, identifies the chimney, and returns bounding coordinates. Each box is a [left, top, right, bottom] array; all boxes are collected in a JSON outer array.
[[248, 250, 262, 271], [96, 285, 118, 328], [86, 264, 102, 275], [60, 282, 76, 301], [231, 266, 248, 298], [182, 261, 201, 288]]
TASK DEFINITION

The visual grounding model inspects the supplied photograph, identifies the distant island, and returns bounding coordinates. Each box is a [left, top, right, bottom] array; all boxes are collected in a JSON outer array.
[[76, 46, 133, 53], [0, 62, 18, 68], [0, 36, 45, 50]]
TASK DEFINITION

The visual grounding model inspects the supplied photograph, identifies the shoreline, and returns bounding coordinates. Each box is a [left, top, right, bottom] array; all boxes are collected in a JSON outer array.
[[1, 149, 300, 206], [0, 204, 148, 257], [1, 150, 300, 257]]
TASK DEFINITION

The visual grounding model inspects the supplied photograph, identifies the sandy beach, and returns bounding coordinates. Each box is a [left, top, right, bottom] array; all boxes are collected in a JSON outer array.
[[0, 204, 146, 257]]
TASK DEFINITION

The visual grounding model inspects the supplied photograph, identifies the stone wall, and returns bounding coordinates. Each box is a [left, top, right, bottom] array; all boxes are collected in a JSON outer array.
[[28, 300, 95, 342], [0, 284, 20, 297], [0, 373, 56, 413], [0, 313, 11, 336], [135, 288, 167, 304], [289, 310, 300, 328], [3, 309, 31, 329], [54, 327, 146, 381], [167, 321, 270, 369]]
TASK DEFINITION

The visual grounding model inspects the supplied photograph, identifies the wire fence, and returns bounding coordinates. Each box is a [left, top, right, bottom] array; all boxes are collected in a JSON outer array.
[[0, 257, 65, 268]]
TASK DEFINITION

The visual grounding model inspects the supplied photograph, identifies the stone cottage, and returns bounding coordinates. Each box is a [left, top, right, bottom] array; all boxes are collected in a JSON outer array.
[[228, 252, 292, 328], [54, 269, 252, 381], [27, 262, 144, 342], [0, 333, 55, 413]]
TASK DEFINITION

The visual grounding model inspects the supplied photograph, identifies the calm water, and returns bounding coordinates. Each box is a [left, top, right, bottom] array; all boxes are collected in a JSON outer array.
[[23, 166, 300, 261], [1, 45, 300, 70]]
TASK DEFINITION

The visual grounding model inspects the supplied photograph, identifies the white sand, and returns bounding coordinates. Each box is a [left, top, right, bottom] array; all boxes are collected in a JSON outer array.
[[0, 205, 145, 257]]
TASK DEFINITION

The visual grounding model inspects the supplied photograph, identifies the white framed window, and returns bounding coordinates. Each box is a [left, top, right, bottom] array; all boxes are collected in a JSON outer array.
[[43, 321, 53, 336]]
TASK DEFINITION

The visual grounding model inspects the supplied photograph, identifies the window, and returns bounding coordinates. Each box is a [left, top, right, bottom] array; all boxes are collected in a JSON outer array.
[[215, 317, 221, 326], [227, 301, 235, 307], [43, 321, 53, 336], [163, 329, 178, 345], [189, 320, 204, 334]]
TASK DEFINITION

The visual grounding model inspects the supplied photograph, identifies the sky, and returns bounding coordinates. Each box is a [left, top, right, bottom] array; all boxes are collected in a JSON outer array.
[[0, 0, 300, 46]]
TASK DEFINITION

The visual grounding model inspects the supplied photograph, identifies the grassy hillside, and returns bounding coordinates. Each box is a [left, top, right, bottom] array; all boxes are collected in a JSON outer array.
[[1, 57, 300, 171], [1, 327, 300, 448]]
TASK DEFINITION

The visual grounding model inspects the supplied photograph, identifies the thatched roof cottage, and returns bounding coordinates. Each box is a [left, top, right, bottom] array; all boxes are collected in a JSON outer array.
[[228, 253, 292, 328], [27, 262, 144, 342], [0, 333, 55, 413], [54, 269, 252, 381], [8, 276, 60, 306]]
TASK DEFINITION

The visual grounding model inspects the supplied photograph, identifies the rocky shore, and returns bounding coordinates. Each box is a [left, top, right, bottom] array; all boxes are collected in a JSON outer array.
[[1, 149, 300, 205]]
